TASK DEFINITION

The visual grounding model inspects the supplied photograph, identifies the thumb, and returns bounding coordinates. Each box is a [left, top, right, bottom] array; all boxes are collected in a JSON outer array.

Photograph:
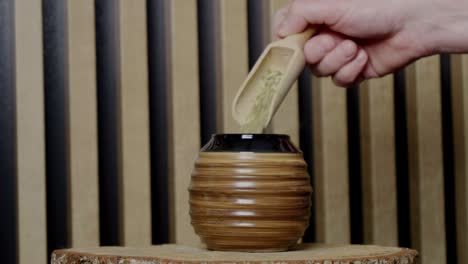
[[277, 0, 341, 37]]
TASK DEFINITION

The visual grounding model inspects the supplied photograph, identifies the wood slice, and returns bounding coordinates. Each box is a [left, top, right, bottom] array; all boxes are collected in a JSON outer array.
[[52, 243, 418, 264]]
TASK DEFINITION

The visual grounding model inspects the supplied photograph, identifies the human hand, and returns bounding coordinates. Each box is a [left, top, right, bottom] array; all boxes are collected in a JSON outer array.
[[274, 0, 468, 87]]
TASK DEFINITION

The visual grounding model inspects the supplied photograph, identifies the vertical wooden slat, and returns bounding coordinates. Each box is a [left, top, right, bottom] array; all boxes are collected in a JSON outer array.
[[217, 0, 248, 133], [312, 77, 350, 243], [166, 0, 201, 244], [66, 0, 99, 247], [14, 0, 48, 263], [247, 0, 270, 69], [43, 0, 70, 253], [406, 56, 446, 264], [147, 0, 171, 244], [451, 54, 468, 264], [359, 76, 398, 246], [0, 0, 17, 261], [118, 0, 152, 246], [197, 0, 218, 143], [268, 0, 300, 145], [95, 0, 120, 245]]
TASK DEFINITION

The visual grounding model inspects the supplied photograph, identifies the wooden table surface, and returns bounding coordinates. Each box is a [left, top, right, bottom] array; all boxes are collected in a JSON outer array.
[[52, 243, 418, 264]]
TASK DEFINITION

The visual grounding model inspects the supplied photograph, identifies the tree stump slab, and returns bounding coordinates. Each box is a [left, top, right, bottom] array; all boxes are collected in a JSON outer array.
[[52, 243, 418, 264]]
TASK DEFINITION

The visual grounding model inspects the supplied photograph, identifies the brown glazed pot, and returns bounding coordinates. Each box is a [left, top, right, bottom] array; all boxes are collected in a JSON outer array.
[[189, 134, 312, 252]]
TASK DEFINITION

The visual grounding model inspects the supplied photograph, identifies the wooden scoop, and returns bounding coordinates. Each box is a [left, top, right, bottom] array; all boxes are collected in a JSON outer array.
[[232, 27, 317, 130]]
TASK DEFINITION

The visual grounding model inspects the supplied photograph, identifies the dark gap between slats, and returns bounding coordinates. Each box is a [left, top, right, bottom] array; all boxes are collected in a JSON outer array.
[[95, 0, 121, 246], [247, 0, 269, 69], [394, 69, 412, 248], [42, 0, 70, 256], [347, 86, 364, 244], [0, 0, 18, 262], [440, 54, 457, 263], [147, 0, 170, 244], [298, 69, 316, 242], [197, 0, 217, 144]]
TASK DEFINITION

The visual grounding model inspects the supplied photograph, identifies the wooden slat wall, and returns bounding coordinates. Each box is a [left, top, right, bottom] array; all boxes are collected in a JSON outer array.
[[66, 0, 99, 247], [14, 0, 48, 263], [268, 0, 300, 145], [451, 54, 468, 264], [312, 77, 350, 243], [359, 76, 398, 246], [406, 56, 447, 264], [3, 1, 468, 263], [117, 0, 152, 246], [165, 0, 201, 244]]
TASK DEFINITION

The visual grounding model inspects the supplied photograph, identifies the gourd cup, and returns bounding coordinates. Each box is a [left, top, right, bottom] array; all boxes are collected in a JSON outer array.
[[189, 134, 312, 252]]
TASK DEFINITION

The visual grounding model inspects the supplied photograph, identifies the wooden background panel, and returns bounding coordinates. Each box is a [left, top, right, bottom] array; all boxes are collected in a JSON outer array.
[[166, 0, 201, 245], [118, 0, 152, 246], [218, 0, 248, 133], [451, 54, 468, 264], [7, 0, 468, 262], [66, 0, 99, 247], [268, 0, 300, 145], [14, 0, 48, 263], [312, 77, 350, 243], [405, 56, 447, 264], [359, 76, 398, 246]]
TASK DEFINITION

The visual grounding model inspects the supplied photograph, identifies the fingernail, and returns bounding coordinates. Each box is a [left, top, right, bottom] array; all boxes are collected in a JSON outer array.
[[357, 50, 367, 63], [278, 19, 289, 36], [342, 41, 356, 57], [317, 35, 334, 54]]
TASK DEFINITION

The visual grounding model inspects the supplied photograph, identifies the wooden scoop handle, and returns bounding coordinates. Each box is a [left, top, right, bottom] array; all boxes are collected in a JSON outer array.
[[277, 27, 318, 48], [297, 27, 317, 42]]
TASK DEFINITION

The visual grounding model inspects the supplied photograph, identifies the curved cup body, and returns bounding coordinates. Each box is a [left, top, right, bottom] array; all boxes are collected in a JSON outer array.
[[189, 134, 312, 252]]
